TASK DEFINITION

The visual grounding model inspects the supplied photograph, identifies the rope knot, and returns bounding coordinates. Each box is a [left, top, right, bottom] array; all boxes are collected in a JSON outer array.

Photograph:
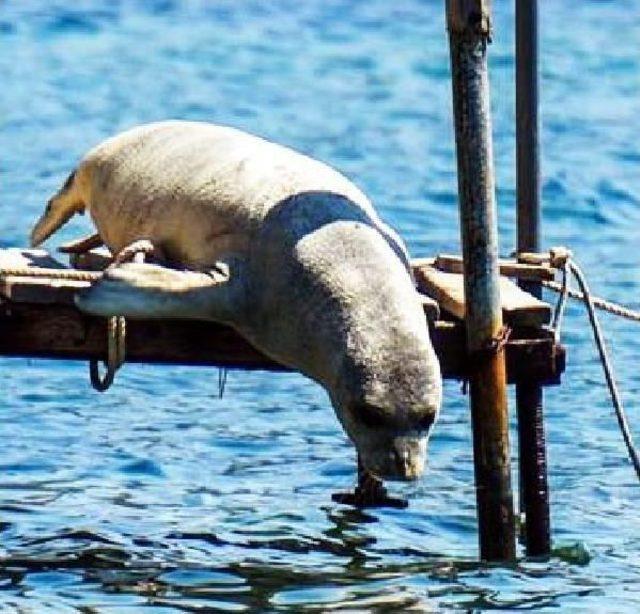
[[548, 246, 573, 269]]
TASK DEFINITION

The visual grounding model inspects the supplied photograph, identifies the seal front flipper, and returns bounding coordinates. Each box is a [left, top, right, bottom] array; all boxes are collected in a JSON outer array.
[[75, 259, 246, 325]]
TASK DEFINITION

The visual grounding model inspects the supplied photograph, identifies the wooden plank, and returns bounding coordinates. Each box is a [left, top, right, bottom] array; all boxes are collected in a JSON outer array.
[[418, 254, 554, 281], [413, 264, 551, 327], [0, 274, 439, 321], [0, 277, 89, 305], [0, 304, 565, 384]]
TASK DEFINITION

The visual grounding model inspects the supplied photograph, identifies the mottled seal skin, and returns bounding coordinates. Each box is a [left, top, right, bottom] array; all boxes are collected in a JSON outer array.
[[31, 121, 442, 480]]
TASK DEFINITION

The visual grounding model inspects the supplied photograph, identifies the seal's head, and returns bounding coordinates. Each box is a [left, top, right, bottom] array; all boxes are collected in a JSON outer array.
[[31, 169, 86, 247], [333, 331, 442, 481], [265, 210, 443, 483]]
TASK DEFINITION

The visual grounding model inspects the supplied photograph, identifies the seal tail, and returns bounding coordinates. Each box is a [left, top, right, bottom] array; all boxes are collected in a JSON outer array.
[[75, 261, 241, 324]]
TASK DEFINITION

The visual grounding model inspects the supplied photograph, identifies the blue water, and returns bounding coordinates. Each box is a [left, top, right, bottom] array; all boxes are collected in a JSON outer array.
[[1, 0, 640, 610]]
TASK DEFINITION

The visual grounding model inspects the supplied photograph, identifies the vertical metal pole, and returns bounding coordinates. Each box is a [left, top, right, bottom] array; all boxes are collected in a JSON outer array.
[[446, 0, 516, 561], [516, 0, 551, 557]]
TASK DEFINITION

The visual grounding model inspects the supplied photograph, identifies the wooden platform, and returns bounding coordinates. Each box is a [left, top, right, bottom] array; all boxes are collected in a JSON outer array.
[[0, 248, 565, 385]]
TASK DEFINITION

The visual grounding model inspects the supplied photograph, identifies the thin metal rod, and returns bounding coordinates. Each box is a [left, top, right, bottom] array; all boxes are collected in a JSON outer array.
[[446, 0, 516, 562], [516, 0, 540, 263], [516, 382, 550, 555], [515, 0, 551, 557]]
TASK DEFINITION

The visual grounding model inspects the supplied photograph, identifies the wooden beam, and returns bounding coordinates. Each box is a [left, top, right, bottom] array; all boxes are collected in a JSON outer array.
[[0, 304, 278, 370], [0, 249, 442, 321], [0, 304, 565, 385], [0, 303, 564, 384], [416, 253, 554, 281], [413, 264, 551, 327]]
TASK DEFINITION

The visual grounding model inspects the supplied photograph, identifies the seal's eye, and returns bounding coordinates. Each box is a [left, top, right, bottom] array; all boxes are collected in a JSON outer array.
[[45, 201, 53, 213]]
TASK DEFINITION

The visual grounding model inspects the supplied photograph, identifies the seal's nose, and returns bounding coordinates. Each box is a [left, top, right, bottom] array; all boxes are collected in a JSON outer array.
[[389, 438, 426, 480], [392, 447, 410, 474]]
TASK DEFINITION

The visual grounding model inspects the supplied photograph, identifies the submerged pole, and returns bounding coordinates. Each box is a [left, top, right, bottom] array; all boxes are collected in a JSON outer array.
[[515, 0, 551, 557], [445, 0, 516, 561]]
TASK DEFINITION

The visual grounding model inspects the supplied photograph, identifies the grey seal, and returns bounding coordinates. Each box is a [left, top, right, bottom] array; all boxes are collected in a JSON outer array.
[[30, 121, 442, 480]]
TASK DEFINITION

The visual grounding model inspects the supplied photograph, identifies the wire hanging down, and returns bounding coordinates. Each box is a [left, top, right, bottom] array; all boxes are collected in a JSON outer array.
[[218, 367, 228, 399]]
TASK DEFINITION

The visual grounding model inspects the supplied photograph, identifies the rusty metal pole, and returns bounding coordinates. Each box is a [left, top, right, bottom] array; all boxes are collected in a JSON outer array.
[[446, 0, 516, 561], [516, 0, 551, 557]]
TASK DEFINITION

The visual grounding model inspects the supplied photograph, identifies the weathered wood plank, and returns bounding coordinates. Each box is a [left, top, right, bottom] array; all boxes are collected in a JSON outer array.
[[0, 277, 90, 305], [0, 272, 440, 320], [0, 304, 564, 384], [413, 253, 554, 281], [413, 264, 551, 327], [0, 249, 92, 304], [0, 304, 276, 370]]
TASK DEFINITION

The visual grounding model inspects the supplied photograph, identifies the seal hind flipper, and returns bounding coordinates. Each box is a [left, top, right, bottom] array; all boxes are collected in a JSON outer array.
[[59, 233, 105, 254], [75, 260, 244, 325]]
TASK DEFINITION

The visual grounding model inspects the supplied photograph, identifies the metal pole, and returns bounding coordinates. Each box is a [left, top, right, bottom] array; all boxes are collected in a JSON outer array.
[[515, 0, 551, 557], [516, 0, 540, 265], [446, 0, 516, 562]]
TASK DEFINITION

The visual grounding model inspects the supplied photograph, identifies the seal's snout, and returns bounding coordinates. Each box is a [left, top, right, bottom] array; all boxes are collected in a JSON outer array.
[[391, 443, 418, 479], [356, 432, 429, 482], [387, 435, 428, 481]]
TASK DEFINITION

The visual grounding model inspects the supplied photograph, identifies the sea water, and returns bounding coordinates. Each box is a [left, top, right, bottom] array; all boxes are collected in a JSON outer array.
[[1, 1, 640, 611]]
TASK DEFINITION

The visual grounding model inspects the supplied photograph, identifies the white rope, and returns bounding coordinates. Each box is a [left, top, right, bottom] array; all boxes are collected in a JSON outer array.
[[549, 261, 569, 342], [565, 260, 640, 482], [0, 266, 101, 282], [525, 248, 640, 483], [544, 279, 640, 323]]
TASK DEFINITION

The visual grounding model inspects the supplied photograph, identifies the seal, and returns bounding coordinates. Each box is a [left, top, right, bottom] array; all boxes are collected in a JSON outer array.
[[31, 121, 442, 481]]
